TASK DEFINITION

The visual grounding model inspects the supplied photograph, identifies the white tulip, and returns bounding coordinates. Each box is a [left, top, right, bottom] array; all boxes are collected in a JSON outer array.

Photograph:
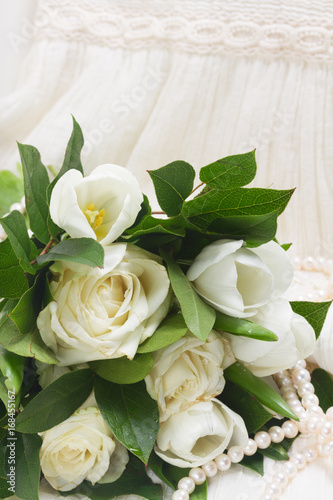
[[224, 298, 316, 376], [40, 407, 129, 491], [49, 165, 143, 245], [187, 239, 293, 318], [145, 331, 234, 421], [155, 399, 248, 467], [37, 244, 171, 365]]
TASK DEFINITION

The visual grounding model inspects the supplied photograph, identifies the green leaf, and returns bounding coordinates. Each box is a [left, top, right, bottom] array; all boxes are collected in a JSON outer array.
[[240, 453, 264, 476], [90, 353, 153, 384], [123, 215, 185, 240], [60, 455, 162, 500], [149, 161, 196, 216], [219, 380, 273, 434], [148, 452, 175, 490], [10, 433, 42, 500], [0, 317, 58, 364], [214, 311, 278, 342], [0, 171, 24, 218], [0, 476, 14, 498], [162, 463, 207, 500], [224, 362, 298, 420], [199, 151, 257, 189], [94, 377, 159, 464], [0, 239, 29, 299], [37, 237, 104, 267], [160, 248, 216, 341], [0, 210, 34, 274], [312, 368, 333, 412], [258, 442, 289, 461], [138, 314, 188, 353], [290, 300, 332, 339], [0, 348, 25, 405], [9, 274, 46, 334], [18, 143, 50, 244], [15, 369, 94, 433]]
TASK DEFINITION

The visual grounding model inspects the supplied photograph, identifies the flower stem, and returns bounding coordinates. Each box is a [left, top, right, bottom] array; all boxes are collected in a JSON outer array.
[[30, 238, 55, 266], [190, 182, 205, 195]]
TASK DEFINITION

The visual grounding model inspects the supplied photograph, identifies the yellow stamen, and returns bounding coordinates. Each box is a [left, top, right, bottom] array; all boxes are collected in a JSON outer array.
[[83, 203, 106, 230]]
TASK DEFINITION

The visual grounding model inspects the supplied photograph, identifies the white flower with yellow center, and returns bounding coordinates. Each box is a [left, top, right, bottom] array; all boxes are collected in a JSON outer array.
[[49, 165, 143, 245]]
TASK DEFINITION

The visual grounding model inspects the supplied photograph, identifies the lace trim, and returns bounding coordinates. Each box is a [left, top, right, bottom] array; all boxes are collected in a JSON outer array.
[[32, 0, 333, 61]]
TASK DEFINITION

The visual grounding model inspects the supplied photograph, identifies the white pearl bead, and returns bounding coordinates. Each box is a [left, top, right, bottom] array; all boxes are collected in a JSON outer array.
[[288, 399, 303, 413], [227, 445, 244, 463], [282, 420, 299, 439], [303, 447, 318, 463], [297, 418, 309, 434], [302, 393, 319, 409], [279, 377, 293, 388], [295, 360, 307, 369], [321, 440, 333, 456], [294, 407, 307, 419], [303, 256, 315, 271], [172, 490, 189, 500], [280, 384, 295, 395], [265, 482, 282, 499], [306, 416, 324, 433], [292, 368, 311, 385], [320, 421, 333, 438], [283, 461, 297, 478], [214, 453, 231, 471], [290, 452, 307, 469], [274, 471, 289, 488], [178, 477, 195, 494], [297, 382, 314, 397], [326, 407, 333, 420], [283, 391, 298, 402], [307, 405, 324, 416], [254, 431, 271, 449], [189, 468, 206, 485], [268, 426, 285, 443], [243, 438, 257, 456], [201, 461, 218, 477]]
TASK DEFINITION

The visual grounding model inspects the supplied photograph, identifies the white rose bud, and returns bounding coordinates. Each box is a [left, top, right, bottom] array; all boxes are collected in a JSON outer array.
[[224, 298, 316, 376], [155, 399, 248, 467], [187, 239, 293, 318], [40, 407, 129, 491], [49, 165, 143, 245], [37, 244, 171, 365], [145, 331, 235, 421]]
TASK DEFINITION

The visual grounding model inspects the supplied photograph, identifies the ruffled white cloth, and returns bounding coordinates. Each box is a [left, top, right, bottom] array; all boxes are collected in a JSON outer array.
[[1, 1, 333, 499]]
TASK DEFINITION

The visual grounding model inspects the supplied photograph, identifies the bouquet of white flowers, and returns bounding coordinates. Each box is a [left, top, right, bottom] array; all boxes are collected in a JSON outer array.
[[0, 118, 332, 500]]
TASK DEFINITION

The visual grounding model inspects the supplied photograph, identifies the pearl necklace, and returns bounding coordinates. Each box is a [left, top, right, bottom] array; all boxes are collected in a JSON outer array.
[[171, 360, 333, 500]]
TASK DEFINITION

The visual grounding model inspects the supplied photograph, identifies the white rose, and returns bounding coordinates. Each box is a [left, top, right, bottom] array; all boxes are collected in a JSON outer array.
[[37, 243, 171, 366], [40, 407, 129, 491], [49, 165, 143, 245], [145, 331, 234, 421], [223, 298, 316, 376], [187, 239, 293, 318], [155, 399, 248, 467]]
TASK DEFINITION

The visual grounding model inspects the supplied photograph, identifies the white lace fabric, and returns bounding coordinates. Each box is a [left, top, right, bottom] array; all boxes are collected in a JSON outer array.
[[35, 0, 333, 61]]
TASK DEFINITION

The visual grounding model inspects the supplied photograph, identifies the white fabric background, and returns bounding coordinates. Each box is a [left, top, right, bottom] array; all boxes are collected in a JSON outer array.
[[0, 1, 333, 499]]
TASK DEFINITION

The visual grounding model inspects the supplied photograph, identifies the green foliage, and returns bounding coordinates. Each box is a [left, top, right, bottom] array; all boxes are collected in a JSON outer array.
[[199, 151, 257, 189], [312, 368, 333, 412], [220, 381, 273, 434], [18, 143, 50, 244], [123, 215, 185, 240], [0, 317, 58, 364], [9, 433, 42, 500], [0, 170, 24, 218], [0, 239, 29, 299], [160, 248, 216, 341], [90, 353, 153, 384], [162, 463, 207, 500], [290, 300, 332, 339], [0, 210, 35, 274], [240, 453, 264, 476], [15, 369, 94, 433], [9, 273, 46, 334], [224, 362, 298, 420], [214, 311, 278, 342], [94, 377, 159, 465], [37, 237, 104, 267], [60, 455, 162, 500], [137, 313, 188, 353], [149, 161, 195, 216]]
